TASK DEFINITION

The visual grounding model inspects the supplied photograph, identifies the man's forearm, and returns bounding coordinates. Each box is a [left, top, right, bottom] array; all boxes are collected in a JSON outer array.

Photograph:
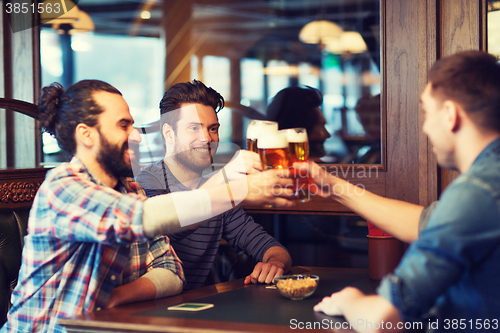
[[143, 180, 257, 238], [143, 187, 227, 238], [262, 246, 292, 273], [106, 276, 156, 308], [324, 177, 423, 243], [106, 268, 183, 308]]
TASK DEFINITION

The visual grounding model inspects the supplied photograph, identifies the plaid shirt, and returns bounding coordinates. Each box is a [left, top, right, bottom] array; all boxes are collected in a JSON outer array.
[[1, 158, 184, 333]]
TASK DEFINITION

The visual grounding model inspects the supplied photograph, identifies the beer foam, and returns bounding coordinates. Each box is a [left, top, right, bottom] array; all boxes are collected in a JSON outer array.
[[246, 125, 258, 139], [246, 120, 278, 139], [283, 129, 308, 142], [257, 132, 288, 149]]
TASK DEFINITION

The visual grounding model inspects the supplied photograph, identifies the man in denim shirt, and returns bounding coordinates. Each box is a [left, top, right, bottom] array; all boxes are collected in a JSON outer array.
[[306, 50, 500, 332]]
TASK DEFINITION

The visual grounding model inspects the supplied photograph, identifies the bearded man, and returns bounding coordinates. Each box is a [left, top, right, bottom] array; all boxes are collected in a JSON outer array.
[[2, 80, 294, 333]]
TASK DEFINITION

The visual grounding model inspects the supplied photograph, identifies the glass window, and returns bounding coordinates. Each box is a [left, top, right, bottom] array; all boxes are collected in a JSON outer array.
[[40, 1, 165, 165], [241, 58, 265, 107], [40, 0, 381, 165], [488, 0, 500, 59], [180, 0, 381, 164]]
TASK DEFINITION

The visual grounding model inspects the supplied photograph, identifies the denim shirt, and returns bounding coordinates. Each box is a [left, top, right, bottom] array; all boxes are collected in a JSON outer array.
[[377, 137, 500, 332]]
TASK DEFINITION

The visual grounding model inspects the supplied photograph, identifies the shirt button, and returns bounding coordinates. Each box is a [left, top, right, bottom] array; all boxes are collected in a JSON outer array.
[[110, 275, 117, 281], [96, 307, 102, 311]]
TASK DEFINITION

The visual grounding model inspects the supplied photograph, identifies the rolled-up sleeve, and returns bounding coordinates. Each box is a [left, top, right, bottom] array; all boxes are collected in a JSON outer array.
[[146, 236, 185, 284], [418, 201, 438, 234]]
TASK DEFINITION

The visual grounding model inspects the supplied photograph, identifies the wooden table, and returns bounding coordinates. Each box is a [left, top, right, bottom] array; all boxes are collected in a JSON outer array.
[[59, 267, 377, 333]]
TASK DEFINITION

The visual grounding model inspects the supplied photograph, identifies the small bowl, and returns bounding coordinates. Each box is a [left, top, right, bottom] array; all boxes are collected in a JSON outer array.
[[274, 274, 319, 300]]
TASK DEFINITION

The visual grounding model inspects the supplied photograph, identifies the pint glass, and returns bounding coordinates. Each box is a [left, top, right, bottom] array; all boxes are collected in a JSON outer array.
[[257, 131, 289, 208], [246, 120, 278, 153], [283, 128, 309, 163], [282, 128, 310, 202], [257, 131, 289, 170]]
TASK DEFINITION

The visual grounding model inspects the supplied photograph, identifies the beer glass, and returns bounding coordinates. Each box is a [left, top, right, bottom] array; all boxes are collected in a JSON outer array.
[[257, 131, 289, 170], [246, 120, 278, 153], [257, 131, 289, 208], [282, 128, 310, 202], [282, 128, 309, 163]]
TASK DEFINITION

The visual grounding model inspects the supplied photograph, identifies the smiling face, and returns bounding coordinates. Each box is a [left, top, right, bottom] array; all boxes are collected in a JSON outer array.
[[165, 103, 220, 174], [421, 83, 457, 170], [93, 91, 142, 178]]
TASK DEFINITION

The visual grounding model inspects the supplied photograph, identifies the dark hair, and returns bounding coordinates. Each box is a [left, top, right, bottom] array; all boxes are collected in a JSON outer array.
[[159, 80, 224, 132], [38, 80, 122, 154], [429, 50, 500, 132], [267, 86, 323, 132]]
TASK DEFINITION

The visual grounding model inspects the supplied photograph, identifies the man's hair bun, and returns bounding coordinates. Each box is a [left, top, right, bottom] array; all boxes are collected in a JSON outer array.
[[39, 83, 65, 136]]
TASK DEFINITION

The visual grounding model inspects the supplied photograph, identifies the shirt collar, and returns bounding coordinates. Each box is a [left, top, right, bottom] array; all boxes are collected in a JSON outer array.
[[161, 160, 208, 191], [471, 136, 500, 167], [69, 156, 134, 193]]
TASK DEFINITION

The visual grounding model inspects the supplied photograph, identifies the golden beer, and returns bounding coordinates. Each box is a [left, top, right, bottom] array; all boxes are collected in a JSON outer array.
[[259, 147, 289, 170], [281, 128, 310, 202], [288, 141, 309, 163], [246, 138, 258, 153], [257, 131, 289, 170], [256, 131, 289, 208]]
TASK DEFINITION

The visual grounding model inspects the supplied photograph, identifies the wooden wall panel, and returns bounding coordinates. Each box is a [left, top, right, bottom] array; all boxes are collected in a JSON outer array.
[[440, 0, 481, 55], [384, 0, 436, 206], [417, 0, 439, 205], [424, 0, 439, 204], [164, 0, 194, 88], [438, 0, 482, 193]]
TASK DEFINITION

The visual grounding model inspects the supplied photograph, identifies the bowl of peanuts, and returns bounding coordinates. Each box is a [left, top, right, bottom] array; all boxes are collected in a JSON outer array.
[[274, 274, 319, 300]]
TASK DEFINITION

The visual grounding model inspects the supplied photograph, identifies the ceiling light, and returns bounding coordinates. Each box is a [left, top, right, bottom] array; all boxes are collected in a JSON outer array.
[[299, 20, 343, 45], [52, 9, 94, 35], [141, 11, 151, 20], [325, 31, 367, 54]]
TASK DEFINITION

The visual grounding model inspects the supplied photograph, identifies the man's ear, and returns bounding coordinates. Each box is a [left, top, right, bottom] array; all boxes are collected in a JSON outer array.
[[75, 123, 96, 148], [443, 100, 461, 133], [163, 123, 175, 144]]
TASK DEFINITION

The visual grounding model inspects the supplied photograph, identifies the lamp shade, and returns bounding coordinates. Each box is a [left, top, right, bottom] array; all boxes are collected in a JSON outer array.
[[40, 0, 79, 24], [53, 10, 94, 34], [299, 20, 343, 44], [325, 31, 367, 54]]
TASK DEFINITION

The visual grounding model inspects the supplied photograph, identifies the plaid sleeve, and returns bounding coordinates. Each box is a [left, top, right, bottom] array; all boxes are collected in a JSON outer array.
[[146, 236, 185, 284], [34, 164, 147, 245]]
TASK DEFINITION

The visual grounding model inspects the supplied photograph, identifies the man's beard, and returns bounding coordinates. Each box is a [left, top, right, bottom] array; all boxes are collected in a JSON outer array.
[[96, 131, 134, 179], [172, 142, 218, 175], [310, 141, 326, 158]]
